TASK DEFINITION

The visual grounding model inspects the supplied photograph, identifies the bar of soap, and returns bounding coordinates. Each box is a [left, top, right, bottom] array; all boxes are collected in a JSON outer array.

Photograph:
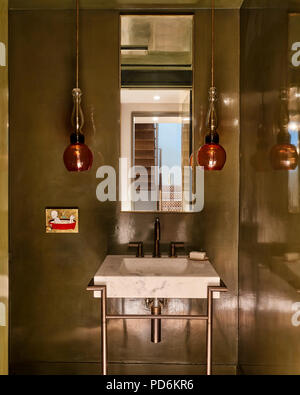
[[189, 251, 207, 260]]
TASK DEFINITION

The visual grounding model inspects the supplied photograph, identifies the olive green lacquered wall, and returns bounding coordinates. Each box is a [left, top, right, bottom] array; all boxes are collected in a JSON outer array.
[[9, 10, 120, 373], [9, 9, 239, 374], [239, 0, 300, 375]]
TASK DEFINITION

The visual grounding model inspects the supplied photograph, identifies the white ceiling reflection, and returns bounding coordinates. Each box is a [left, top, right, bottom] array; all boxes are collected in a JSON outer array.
[[121, 89, 190, 104]]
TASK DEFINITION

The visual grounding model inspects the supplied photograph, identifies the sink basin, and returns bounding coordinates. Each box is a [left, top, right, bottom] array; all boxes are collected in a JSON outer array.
[[93, 255, 220, 299], [120, 258, 189, 276]]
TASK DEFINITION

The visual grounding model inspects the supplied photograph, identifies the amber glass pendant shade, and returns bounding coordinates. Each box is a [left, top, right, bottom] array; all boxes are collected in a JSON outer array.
[[270, 144, 298, 171], [270, 133, 298, 171], [197, 132, 226, 171], [64, 88, 93, 172], [64, 133, 93, 172], [197, 87, 226, 171], [270, 89, 298, 171]]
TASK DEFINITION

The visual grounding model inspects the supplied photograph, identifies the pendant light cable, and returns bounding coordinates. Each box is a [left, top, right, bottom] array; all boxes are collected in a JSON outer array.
[[211, 0, 215, 88], [76, 0, 79, 89], [74, 0, 80, 136]]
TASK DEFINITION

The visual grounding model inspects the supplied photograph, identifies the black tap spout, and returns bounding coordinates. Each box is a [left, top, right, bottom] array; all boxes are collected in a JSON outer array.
[[153, 217, 161, 257]]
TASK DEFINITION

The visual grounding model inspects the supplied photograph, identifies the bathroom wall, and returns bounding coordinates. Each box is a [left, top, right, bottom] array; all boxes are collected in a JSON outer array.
[[239, 0, 300, 374], [8, 0, 244, 11], [0, 0, 8, 376], [9, 8, 239, 374]]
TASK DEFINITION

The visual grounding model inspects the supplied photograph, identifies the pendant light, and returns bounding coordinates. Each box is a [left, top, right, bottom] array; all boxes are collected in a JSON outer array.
[[270, 89, 298, 171], [63, 0, 93, 172], [197, 0, 226, 171]]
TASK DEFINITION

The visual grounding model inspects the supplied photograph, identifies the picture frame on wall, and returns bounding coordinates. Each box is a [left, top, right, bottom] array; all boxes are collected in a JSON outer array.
[[45, 208, 79, 234]]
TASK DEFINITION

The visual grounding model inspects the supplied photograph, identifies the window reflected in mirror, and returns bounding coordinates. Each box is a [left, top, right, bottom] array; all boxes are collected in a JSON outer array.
[[121, 89, 192, 211]]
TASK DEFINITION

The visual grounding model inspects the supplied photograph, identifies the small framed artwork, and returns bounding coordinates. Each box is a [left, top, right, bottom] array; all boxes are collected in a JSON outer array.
[[45, 208, 79, 233]]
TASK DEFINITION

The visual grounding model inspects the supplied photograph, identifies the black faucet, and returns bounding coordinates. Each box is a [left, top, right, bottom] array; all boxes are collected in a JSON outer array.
[[153, 217, 161, 258]]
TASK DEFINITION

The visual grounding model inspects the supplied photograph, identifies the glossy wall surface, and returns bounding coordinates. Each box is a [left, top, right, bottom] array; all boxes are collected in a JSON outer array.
[[8, 0, 244, 11], [0, 0, 8, 376], [239, 0, 300, 374], [9, 10, 239, 374]]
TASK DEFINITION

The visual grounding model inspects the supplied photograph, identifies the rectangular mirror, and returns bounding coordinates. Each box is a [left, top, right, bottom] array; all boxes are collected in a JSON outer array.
[[120, 14, 194, 213]]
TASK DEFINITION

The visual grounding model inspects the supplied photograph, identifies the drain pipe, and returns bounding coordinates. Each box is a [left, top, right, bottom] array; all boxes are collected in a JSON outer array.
[[151, 298, 162, 343]]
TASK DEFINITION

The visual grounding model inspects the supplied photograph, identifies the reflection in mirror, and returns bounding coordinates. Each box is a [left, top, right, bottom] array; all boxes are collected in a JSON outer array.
[[288, 13, 300, 213], [288, 86, 300, 212], [121, 14, 193, 86], [120, 15, 196, 213], [121, 89, 192, 212]]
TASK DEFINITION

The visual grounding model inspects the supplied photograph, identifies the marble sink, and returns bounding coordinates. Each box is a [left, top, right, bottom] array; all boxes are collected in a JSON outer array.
[[93, 255, 220, 299]]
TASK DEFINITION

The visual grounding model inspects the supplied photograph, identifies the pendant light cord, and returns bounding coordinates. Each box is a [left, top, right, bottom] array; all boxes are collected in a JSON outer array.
[[76, 0, 79, 89], [211, 0, 215, 88], [73, 0, 80, 136]]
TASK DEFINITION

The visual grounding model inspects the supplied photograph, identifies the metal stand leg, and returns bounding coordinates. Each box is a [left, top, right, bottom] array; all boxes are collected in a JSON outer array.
[[87, 281, 227, 376], [206, 288, 213, 375], [101, 286, 108, 375], [206, 286, 228, 376]]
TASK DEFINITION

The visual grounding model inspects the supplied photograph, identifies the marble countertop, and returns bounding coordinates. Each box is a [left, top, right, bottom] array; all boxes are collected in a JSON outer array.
[[93, 255, 221, 299]]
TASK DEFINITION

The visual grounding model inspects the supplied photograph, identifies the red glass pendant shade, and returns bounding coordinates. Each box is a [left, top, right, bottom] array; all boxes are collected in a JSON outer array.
[[270, 132, 298, 171], [197, 132, 226, 171], [63, 133, 93, 172], [270, 89, 298, 171]]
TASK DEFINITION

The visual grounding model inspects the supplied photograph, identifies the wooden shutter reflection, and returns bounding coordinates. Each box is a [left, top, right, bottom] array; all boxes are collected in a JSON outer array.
[[134, 123, 157, 191]]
